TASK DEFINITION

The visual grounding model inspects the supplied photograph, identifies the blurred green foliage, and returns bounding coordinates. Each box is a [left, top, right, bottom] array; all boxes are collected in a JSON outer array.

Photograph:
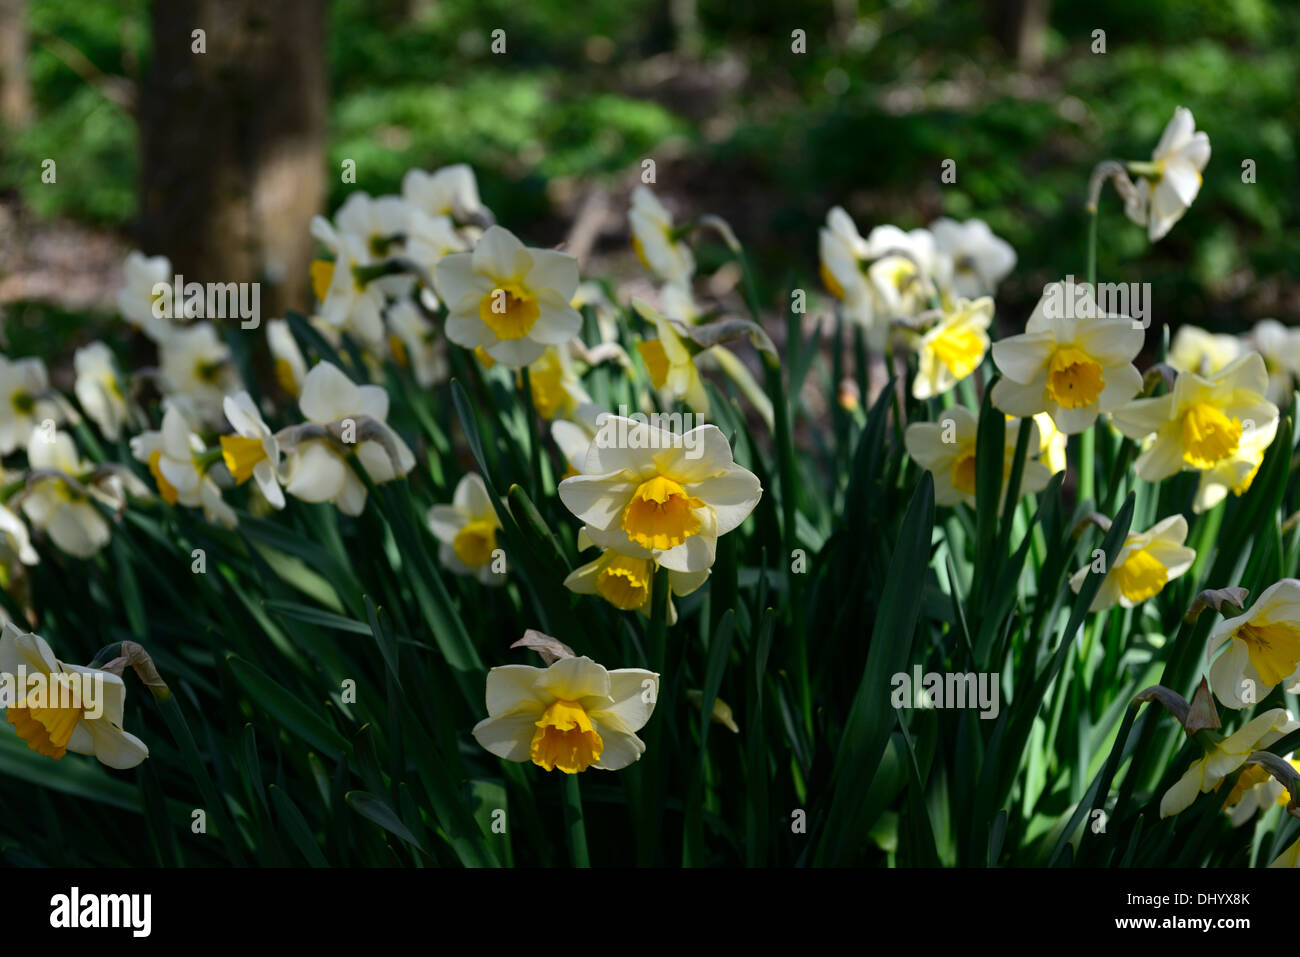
[[2, 0, 1297, 327]]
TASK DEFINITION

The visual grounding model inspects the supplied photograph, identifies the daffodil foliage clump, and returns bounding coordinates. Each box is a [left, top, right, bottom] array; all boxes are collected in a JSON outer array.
[[2, 110, 1299, 868]]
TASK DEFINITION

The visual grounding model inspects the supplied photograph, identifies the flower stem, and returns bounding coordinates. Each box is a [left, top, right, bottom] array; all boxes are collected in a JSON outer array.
[[562, 773, 590, 868]]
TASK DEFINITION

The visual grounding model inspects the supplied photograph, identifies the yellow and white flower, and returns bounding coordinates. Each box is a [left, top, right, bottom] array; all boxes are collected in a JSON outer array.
[[1123, 106, 1211, 242], [129, 405, 237, 528], [564, 528, 709, 624], [73, 342, 129, 442], [863, 224, 941, 321], [628, 187, 694, 288], [472, 654, 658, 773], [903, 405, 1051, 509], [1167, 324, 1241, 377], [402, 163, 489, 225], [221, 392, 284, 510], [22, 430, 114, 558], [1068, 515, 1195, 611], [386, 298, 447, 388], [818, 207, 874, 327], [267, 318, 308, 397], [1207, 579, 1300, 710], [1247, 319, 1300, 406], [929, 217, 1017, 299], [435, 226, 582, 368], [558, 415, 762, 573], [308, 232, 387, 349], [1031, 412, 1068, 475], [633, 301, 709, 415], [0, 622, 149, 769], [158, 322, 240, 429], [1111, 353, 1277, 485], [911, 297, 993, 400], [525, 344, 591, 421], [0, 356, 64, 455], [427, 472, 504, 586], [282, 362, 415, 516], [1221, 754, 1298, 827], [0, 503, 38, 582], [990, 280, 1144, 433], [1160, 707, 1294, 818]]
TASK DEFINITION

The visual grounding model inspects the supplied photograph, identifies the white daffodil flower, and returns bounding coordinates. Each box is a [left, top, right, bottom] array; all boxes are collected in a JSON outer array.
[[267, 319, 308, 397], [818, 207, 874, 318], [903, 405, 1050, 509], [385, 298, 447, 388], [0, 622, 148, 769], [1068, 515, 1196, 611], [991, 280, 1144, 433], [1124, 106, 1211, 242], [1161, 708, 1294, 818], [1167, 324, 1241, 377], [558, 415, 761, 573], [1221, 754, 1298, 827], [427, 472, 504, 586], [1207, 579, 1300, 710], [564, 528, 708, 625], [22, 430, 113, 558], [158, 322, 240, 429], [129, 405, 237, 528], [0, 356, 63, 455], [911, 297, 993, 400], [863, 224, 942, 319], [472, 654, 659, 773], [282, 362, 415, 516], [308, 230, 387, 349], [435, 225, 582, 368], [633, 301, 709, 415], [1247, 319, 1300, 406], [402, 163, 489, 224], [73, 342, 129, 442], [221, 392, 284, 509], [628, 187, 695, 289], [117, 250, 181, 342], [404, 209, 468, 308], [325, 191, 418, 299], [1111, 353, 1278, 484], [551, 403, 607, 479], [0, 503, 39, 583], [929, 217, 1017, 299]]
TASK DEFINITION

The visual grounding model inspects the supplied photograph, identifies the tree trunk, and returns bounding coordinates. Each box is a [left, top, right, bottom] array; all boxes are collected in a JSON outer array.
[[139, 0, 327, 318], [986, 0, 1050, 71], [0, 0, 32, 129]]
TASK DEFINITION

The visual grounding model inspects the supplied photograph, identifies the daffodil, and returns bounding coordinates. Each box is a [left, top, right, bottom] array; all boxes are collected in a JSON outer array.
[[1123, 106, 1211, 242], [307, 232, 387, 349], [903, 406, 1050, 509], [0, 503, 39, 585], [633, 301, 709, 415], [990, 280, 1143, 433], [220, 392, 284, 509], [0, 622, 148, 769], [911, 297, 993, 400], [435, 226, 582, 368], [282, 362, 415, 516], [564, 528, 708, 624], [1160, 708, 1294, 818], [402, 163, 489, 225], [73, 342, 129, 442], [928, 217, 1017, 299], [818, 207, 874, 325], [557, 415, 762, 573], [267, 319, 308, 396], [1111, 353, 1277, 484], [1247, 319, 1300, 406], [472, 654, 658, 773], [525, 344, 591, 421], [116, 250, 180, 342], [1068, 515, 1195, 611], [427, 472, 504, 586], [863, 224, 941, 321], [550, 403, 607, 479], [1167, 324, 1241, 377], [628, 187, 694, 288], [1031, 412, 1068, 475], [0, 356, 63, 455], [1221, 754, 1299, 827], [158, 322, 240, 429], [129, 405, 237, 528], [1207, 580, 1300, 710], [404, 209, 468, 307], [1191, 410, 1276, 514], [386, 298, 447, 388], [21, 430, 115, 558]]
